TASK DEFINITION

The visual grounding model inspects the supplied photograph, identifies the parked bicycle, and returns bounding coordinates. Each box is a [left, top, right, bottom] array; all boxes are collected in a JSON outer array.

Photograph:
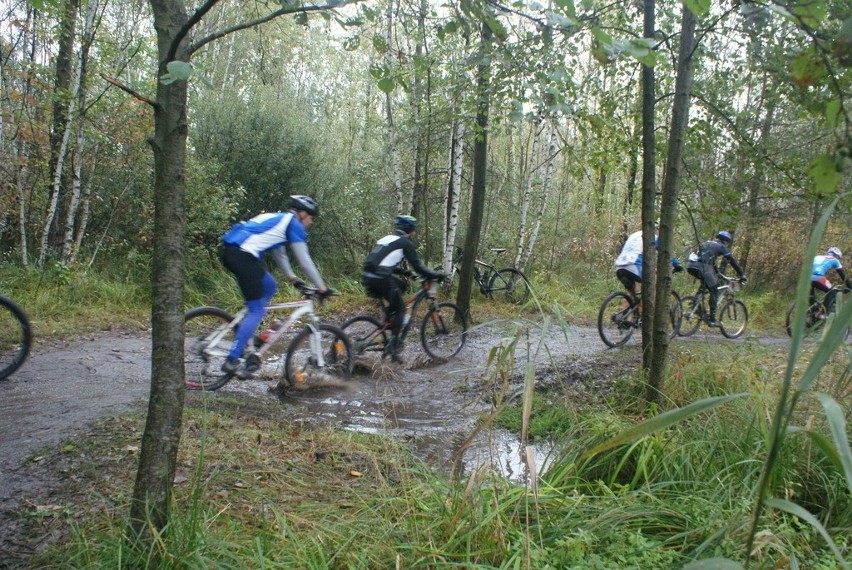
[[0, 295, 32, 381], [342, 276, 467, 361], [184, 287, 353, 391], [785, 285, 851, 338], [678, 272, 748, 339], [448, 246, 531, 305], [597, 288, 683, 348]]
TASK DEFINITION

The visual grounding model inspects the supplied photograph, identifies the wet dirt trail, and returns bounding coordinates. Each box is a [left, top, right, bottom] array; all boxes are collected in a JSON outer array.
[[0, 318, 785, 559]]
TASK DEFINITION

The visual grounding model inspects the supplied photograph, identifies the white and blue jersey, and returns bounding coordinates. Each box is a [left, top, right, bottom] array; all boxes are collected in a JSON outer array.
[[812, 254, 842, 278], [222, 212, 305, 258]]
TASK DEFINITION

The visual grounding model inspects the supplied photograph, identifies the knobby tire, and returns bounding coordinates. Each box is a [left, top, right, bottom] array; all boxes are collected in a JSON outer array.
[[678, 295, 703, 337], [420, 302, 466, 360], [284, 323, 353, 388], [489, 268, 531, 305], [719, 299, 748, 339], [184, 306, 236, 391], [597, 291, 638, 348], [341, 315, 388, 355], [0, 296, 32, 381]]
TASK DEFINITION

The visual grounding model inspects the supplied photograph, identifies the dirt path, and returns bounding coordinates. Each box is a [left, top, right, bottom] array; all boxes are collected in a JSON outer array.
[[0, 318, 787, 560]]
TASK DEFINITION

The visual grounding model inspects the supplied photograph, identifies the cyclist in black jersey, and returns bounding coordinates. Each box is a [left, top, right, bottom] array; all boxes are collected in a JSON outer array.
[[361, 215, 444, 362], [686, 230, 747, 326]]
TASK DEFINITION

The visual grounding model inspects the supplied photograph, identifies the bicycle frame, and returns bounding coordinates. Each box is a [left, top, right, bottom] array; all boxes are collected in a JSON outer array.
[[202, 299, 327, 366]]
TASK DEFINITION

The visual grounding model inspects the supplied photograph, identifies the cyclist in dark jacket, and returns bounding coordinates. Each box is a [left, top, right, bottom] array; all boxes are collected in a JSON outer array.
[[362, 215, 444, 362], [686, 230, 747, 327]]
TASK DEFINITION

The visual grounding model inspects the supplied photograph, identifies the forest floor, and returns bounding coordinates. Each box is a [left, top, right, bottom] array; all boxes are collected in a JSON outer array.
[[0, 316, 787, 565]]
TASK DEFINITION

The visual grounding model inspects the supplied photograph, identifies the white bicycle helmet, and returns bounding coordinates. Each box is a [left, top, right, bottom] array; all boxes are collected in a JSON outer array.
[[827, 246, 842, 258]]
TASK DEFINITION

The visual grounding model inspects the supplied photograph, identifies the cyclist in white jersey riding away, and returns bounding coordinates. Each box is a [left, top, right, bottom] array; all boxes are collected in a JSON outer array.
[[361, 215, 445, 362], [219, 195, 332, 378]]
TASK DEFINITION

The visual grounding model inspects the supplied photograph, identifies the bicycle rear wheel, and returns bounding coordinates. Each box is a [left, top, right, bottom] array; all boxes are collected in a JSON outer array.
[[489, 268, 531, 305], [669, 290, 683, 338], [597, 292, 638, 348], [341, 315, 388, 355], [719, 299, 748, 339], [785, 301, 825, 338], [284, 324, 353, 388], [678, 295, 703, 337], [0, 296, 32, 381], [184, 306, 236, 391], [421, 302, 466, 360]]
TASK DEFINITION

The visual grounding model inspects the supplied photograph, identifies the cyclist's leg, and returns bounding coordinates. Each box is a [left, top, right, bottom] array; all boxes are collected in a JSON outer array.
[[701, 266, 719, 323], [616, 267, 641, 308], [813, 278, 833, 312]]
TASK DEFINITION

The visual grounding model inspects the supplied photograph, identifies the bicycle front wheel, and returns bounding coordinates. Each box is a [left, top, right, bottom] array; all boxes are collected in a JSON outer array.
[[184, 306, 236, 391], [421, 302, 466, 360], [284, 324, 353, 388], [489, 268, 531, 305], [0, 296, 32, 381], [719, 300, 748, 339], [341, 315, 387, 355], [678, 295, 702, 337], [597, 292, 638, 348]]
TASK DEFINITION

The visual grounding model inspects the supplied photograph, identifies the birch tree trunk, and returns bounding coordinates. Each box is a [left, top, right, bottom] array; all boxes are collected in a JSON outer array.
[[513, 120, 542, 270], [520, 122, 559, 273], [384, 0, 403, 214], [61, 0, 97, 263], [442, 119, 464, 276]]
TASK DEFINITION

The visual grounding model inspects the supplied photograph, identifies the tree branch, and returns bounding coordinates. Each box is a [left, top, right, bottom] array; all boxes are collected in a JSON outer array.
[[100, 73, 159, 110], [165, 0, 222, 65], [188, 0, 366, 57]]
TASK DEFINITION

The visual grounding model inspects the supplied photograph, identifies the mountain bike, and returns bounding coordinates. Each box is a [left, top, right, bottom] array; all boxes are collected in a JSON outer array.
[[448, 246, 531, 305], [0, 295, 32, 381], [341, 276, 467, 361], [678, 273, 748, 339], [785, 285, 851, 338], [184, 287, 352, 391], [597, 288, 683, 348]]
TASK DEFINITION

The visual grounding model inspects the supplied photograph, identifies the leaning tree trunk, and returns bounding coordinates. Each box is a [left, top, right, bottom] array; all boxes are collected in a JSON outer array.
[[647, 3, 696, 406]]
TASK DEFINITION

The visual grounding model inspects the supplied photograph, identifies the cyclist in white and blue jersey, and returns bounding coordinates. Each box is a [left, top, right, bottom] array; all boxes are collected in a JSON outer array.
[[219, 195, 331, 378], [614, 229, 683, 306], [811, 247, 850, 313]]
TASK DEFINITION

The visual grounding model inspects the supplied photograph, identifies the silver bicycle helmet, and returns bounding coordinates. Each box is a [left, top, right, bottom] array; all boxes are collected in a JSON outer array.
[[288, 195, 319, 217]]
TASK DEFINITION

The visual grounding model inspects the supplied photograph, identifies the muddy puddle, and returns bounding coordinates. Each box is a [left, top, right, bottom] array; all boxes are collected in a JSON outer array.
[[216, 319, 605, 482]]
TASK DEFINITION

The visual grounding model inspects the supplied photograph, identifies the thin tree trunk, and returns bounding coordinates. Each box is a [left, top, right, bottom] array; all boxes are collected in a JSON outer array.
[[639, 0, 657, 380], [384, 0, 403, 214], [130, 0, 190, 541], [647, 4, 696, 406], [443, 119, 464, 275], [520, 122, 559, 273], [456, 21, 492, 322], [513, 120, 541, 269]]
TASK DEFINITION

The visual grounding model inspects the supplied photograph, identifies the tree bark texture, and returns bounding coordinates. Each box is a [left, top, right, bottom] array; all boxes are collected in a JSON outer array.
[[130, 0, 191, 541], [455, 21, 492, 322], [647, 5, 696, 406]]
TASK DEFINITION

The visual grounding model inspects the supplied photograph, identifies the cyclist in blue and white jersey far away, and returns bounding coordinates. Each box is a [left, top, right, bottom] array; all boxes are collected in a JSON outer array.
[[614, 228, 684, 308], [219, 195, 331, 378], [811, 246, 851, 314]]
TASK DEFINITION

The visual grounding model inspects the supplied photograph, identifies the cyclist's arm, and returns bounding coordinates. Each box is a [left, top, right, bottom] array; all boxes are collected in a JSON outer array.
[[722, 250, 745, 278], [270, 246, 298, 281], [402, 240, 440, 279], [288, 241, 327, 290]]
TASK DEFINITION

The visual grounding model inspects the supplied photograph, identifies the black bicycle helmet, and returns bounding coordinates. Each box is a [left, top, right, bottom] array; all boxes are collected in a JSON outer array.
[[288, 195, 319, 217], [717, 230, 733, 244], [395, 215, 418, 231]]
